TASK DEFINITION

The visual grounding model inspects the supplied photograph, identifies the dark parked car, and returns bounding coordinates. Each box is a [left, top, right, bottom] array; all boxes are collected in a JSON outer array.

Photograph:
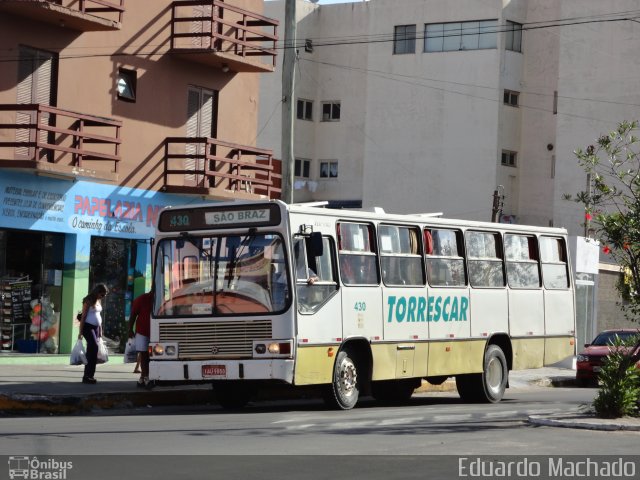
[[576, 329, 640, 386]]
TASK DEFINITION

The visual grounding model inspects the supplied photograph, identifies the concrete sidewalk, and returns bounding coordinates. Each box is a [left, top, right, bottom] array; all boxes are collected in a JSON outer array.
[[0, 357, 638, 431]]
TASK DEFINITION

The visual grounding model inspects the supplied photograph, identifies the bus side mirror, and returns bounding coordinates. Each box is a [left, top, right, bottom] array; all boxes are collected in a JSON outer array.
[[309, 232, 324, 257]]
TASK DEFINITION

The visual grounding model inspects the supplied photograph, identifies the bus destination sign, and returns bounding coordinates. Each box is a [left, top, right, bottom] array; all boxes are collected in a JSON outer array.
[[205, 208, 270, 226], [158, 204, 281, 232]]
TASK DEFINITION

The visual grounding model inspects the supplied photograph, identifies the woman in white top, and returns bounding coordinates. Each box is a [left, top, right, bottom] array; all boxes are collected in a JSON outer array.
[[78, 283, 108, 384]]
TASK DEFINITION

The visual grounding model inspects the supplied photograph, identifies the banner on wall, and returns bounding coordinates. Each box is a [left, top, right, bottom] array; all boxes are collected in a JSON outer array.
[[0, 171, 200, 239]]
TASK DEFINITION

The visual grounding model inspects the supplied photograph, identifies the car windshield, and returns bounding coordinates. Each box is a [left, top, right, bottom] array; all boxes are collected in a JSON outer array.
[[591, 331, 640, 346], [153, 233, 290, 316]]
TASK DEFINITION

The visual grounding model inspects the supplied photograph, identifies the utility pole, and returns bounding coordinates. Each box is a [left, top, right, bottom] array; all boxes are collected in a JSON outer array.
[[280, 0, 296, 204], [491, 185, 504, 223]]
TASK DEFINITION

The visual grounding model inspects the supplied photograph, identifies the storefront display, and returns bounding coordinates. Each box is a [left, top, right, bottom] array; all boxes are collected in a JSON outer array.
[[0, 171, 192, 355]]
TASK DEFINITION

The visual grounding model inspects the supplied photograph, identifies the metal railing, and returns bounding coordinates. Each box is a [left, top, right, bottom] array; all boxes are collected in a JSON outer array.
[[0, 104, 121, 172], [164, 136, 281, 199], [78, 0, 125, 22], [170, 0, 278, 68]]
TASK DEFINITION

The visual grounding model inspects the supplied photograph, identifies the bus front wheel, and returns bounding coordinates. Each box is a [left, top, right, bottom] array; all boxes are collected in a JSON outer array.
[[325, 349, 360, 410], [456, 345, 508, 403]]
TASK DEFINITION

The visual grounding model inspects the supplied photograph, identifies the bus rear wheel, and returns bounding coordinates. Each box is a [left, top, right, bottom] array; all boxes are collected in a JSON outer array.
[[325, 349, 360, 410], [456, 345, 508, 403]]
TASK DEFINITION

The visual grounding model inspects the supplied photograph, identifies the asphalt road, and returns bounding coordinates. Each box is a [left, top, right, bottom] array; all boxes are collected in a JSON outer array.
[[4, 387, 640, 479], [3, 387, 635, 455]]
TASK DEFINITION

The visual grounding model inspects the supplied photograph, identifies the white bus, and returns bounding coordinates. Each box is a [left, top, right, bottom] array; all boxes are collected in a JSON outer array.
[[149, 200, 575, 409]]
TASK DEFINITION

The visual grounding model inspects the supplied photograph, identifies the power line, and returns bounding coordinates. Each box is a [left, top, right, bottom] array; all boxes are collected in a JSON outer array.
[[1, 10, 640, 62]]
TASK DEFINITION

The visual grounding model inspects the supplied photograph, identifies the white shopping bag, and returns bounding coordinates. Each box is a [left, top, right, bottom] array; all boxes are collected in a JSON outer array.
[[97, 337, 109, 364], [70, 338, 87, 365], [124, 338, 138, 363]]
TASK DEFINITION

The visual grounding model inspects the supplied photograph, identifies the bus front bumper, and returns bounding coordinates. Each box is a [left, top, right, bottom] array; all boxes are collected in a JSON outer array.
[[149, 359, 295, 384]]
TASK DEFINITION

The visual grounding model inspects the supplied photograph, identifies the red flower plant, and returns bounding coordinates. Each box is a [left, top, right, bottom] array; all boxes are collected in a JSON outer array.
[[603, 245, 611, 254]]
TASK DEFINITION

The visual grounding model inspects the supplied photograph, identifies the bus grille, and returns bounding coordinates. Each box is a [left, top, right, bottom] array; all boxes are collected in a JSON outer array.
[[158, 320, 273, 359]]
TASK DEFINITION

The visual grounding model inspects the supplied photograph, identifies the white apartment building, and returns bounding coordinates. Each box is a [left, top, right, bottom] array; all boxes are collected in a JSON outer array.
[[260, 0, 640, 229], [259, 0, 640, 338]]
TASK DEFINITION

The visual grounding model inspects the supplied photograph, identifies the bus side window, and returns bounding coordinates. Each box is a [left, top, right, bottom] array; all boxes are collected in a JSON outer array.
[[466, 231, 505, 288], [379, 225, 424, 286], [540, 236, 569, 289], [425, 228, 466, 287], [505, 234, 541, 288], [338, 222, 379, 285]]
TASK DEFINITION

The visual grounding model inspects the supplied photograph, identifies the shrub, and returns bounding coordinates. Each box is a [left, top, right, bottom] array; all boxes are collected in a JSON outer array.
[[593, 337, 640, 418]]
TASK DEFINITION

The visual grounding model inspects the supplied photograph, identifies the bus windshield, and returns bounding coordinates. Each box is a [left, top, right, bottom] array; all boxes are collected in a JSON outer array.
[[154, 232, 289, 317]]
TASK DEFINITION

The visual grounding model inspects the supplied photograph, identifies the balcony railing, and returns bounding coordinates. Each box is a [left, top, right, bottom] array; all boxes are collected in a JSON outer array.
[[0, 104, 121, 181], [170, 0, 278, 72], [0, 0, 125, 30], [163, 137, 281, 200]]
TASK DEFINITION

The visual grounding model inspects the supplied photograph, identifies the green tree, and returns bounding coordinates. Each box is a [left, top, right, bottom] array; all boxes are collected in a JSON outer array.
[[571, 120, 640, 321]]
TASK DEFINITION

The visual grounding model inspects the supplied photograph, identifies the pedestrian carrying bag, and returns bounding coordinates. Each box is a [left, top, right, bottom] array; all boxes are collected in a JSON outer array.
[[97, 337, 109, 364], [124, 338, 137, 363], [70, 338, 87, 365]]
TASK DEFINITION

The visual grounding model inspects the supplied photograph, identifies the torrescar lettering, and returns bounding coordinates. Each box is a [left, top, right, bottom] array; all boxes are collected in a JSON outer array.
[[387, 295, 469, 323]]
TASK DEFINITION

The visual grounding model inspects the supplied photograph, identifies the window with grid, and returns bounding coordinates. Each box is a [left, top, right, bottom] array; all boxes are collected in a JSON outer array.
[[501, 150, 517, 167], [296, 99, 313, 120], [505, 20, 522, 52], [394, 24, 416, 54], [505, 234, 540, 288], [425, 20, 497, 52], [319, 161, 338, 179], [338, 222, 379, 285], [504, 89, 519, 106], [295, 158, 311, 178], [466, 231, 505, 287], [379, 225, 424, 286], [539, 236, 569, 289], [321, 101, 341, 121], [425, 228, 466, 287]]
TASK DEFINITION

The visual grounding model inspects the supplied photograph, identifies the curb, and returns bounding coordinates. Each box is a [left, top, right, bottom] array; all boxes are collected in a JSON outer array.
[[528, 414, 640, 432], [0, 389, 214, 415]]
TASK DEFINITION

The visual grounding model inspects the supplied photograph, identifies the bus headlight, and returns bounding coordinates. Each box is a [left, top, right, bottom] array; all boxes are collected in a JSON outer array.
[[151, 343, 178, 357], [253, 340, 292, 358]]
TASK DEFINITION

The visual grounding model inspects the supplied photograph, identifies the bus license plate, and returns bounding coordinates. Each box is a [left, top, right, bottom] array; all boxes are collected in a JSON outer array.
[[202, 365, 226, 378]]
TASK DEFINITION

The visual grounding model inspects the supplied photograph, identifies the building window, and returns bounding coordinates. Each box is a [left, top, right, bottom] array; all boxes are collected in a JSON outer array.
[[394, 24, 416, 54], [501, 150, 517, 167], [425, 20, 497, 52], [296, 99, 313, 120], [505, 21, 522, 52], [319, 161, 338, 179], [295, 158, 311, 178], [116, 68, 137, 102], [321, 101, 340, 121], [504, 89, 519, 106]]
